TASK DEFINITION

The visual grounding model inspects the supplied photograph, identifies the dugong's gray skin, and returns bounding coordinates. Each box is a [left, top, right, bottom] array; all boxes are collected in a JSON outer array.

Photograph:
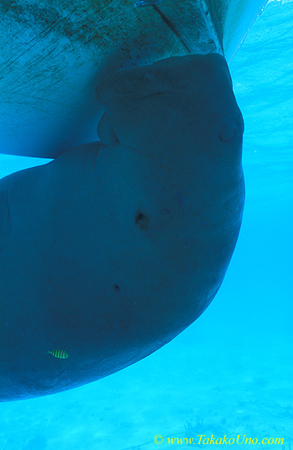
[[0, 0, 267, 401], [0, 51, 244, 401]]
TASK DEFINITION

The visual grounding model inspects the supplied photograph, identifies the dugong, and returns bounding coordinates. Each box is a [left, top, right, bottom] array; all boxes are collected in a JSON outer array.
[[0, 0, 268, 401]]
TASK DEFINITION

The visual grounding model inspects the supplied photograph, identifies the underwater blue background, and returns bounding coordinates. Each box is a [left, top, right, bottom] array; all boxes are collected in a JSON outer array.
[[0, 0, 292, 448]]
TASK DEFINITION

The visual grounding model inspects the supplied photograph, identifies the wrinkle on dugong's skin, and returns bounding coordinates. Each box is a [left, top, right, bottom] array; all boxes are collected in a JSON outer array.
[[0, 0, 268, 158]]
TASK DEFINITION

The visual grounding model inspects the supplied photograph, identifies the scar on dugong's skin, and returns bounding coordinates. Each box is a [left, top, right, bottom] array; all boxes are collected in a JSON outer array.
[[0, 52, 244, 401]]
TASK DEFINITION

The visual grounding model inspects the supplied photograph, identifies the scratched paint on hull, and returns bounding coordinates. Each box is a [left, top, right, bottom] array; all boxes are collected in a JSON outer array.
[[0, 0, 268, 158]]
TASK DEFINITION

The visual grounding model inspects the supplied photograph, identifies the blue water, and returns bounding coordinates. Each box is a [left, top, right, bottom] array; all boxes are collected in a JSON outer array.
[[0, 1, 292, 448]]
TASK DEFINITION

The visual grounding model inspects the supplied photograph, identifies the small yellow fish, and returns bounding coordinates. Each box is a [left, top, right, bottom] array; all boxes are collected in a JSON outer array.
[[48, 349, 69, 359]]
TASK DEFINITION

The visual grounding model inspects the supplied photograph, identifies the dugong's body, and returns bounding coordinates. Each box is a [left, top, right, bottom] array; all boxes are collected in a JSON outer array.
[[0, 1, 267, 401]]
